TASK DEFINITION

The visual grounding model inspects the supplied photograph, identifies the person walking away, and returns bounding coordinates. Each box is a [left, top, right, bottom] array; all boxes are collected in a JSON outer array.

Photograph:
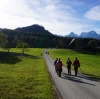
[[56, 58, 63, 77], [54, 58, 58, 72], [66, 58, 72, 75], [72, 57, 80, 76]]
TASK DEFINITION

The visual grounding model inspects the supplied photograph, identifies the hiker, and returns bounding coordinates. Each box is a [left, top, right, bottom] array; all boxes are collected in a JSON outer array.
[[66, 58, 72, 75], [72, 57, 80, 76], [56, 58, 63, 76], [54, 58, 58, 72]]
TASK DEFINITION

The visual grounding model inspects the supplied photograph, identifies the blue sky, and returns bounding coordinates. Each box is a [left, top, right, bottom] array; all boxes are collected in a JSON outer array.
[[0, 0, 100, 36]]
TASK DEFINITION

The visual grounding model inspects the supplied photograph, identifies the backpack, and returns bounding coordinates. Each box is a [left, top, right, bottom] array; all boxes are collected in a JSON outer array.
[[67, 60, 72, 66], [57, 61, 62, 69]]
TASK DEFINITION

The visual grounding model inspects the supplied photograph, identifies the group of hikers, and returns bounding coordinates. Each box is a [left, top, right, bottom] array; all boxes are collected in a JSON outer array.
[[54, 57, 80, 76]]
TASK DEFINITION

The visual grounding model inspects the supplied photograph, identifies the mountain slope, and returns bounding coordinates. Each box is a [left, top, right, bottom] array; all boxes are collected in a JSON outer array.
[[66, 32, 78, 37], [79, 31, 99, 39], [15, 24, 52, 35], [66, 31, 100, 39], [0, 28, 2, 30]]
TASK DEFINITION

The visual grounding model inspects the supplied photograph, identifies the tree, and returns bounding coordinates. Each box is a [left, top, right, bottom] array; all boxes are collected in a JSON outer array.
[[12, 36, 19, 47], [0, 31, 9, 50], [88, 40, 97, 49], [59, 38, 67, 48], [3, 42, 11, 52], [74, 38, 82, 49], [16, 42, 29, 53]]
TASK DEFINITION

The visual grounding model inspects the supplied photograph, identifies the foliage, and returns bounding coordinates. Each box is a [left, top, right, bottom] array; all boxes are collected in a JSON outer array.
[[0, 31, 8, 48], [16, 42, 29, 53], [74, 38, 82, 49], [88, 39, 97, 48], [3, 41, 11, 52], [1, 29, 100, 49], [59, 38, 68, 48]]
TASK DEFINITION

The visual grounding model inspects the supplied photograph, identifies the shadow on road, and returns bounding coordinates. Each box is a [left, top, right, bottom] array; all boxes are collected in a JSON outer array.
[[61, 73, 96, 86]]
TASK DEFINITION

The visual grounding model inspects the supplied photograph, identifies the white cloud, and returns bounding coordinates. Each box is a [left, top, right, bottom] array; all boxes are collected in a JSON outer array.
[[0, 0, 100, 36], [84, 6, 100, 21], [0, 0, 39, 28], [29, 0, 40, 5], [92, 27, 100, 34]]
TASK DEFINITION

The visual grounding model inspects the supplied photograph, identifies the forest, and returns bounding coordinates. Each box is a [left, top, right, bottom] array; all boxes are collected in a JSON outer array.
[[0, 25, 100, 53]]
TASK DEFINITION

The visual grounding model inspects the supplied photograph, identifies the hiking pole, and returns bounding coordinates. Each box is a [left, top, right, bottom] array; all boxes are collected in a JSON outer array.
[[79, 67, 84, 74]]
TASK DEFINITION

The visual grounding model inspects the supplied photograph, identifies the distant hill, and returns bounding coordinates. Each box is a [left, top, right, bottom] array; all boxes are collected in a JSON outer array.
[[79, 32, 87, 38], [0, 25, 100, 49], [1, 24, 54, 37], [66, 31, 100, 39], [65, 32, 78, 37], [80, 31, 99, 39], [15, 24, 52, 35], [54, 34, 63, 37], [1, 29, 21, 36], [0, 28, 2, 31], [1, 24, 100, 39]]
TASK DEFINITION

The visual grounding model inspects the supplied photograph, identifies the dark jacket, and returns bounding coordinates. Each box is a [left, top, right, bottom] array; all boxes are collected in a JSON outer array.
[[54, 60, 58, 66], [67, 60, 72, 67]]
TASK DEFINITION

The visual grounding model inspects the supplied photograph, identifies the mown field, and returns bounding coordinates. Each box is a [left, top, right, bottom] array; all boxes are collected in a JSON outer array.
[[48, 49, 100, 79], [0, 48, 54, 99]]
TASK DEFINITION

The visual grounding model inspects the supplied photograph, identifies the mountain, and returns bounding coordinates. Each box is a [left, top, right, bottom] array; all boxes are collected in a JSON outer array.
[[15, 24, 52, 35], [1, 24, 100, 39], [0, 28, 2, 31], [66, 31, 100, 39], [79, 31, 99, 39], [79, 32, 87, 38], [65, 32, 78, 37], [54, 34, 63, 37]]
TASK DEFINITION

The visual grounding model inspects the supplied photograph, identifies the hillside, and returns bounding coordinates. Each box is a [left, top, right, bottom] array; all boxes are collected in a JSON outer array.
[[0, 24, 100, 49], [1, 24, 53, 37], [15, 24, 52, 35]]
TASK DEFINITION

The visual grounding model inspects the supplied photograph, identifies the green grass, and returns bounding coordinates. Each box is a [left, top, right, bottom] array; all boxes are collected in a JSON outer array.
[[49, 49, 100, 79], [0, 48, 54, 99]]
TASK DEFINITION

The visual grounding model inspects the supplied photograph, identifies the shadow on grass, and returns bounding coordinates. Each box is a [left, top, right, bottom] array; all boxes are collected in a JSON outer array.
[[0, 51, 40, 64]]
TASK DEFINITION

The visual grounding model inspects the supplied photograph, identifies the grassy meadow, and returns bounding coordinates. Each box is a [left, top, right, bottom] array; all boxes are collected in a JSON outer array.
[[48, 49, 100, 79], [0, 48, 54, 99]]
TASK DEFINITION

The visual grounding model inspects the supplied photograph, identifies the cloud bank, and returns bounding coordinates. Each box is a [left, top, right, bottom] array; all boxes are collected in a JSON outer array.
[[0, 0, 100, 36]]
